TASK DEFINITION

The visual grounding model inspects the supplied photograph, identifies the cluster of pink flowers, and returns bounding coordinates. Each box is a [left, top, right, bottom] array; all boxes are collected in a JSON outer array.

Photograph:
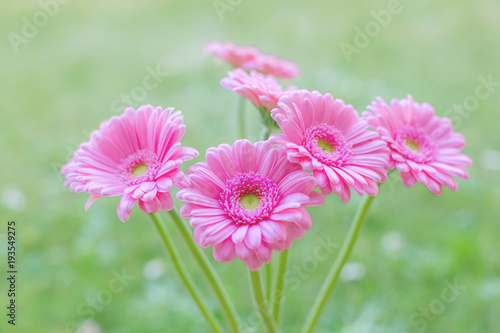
[[62, 41, 471, 271]]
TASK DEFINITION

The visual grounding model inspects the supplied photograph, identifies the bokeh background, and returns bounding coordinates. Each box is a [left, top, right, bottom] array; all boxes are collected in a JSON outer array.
[[1, 0, 499, 332]]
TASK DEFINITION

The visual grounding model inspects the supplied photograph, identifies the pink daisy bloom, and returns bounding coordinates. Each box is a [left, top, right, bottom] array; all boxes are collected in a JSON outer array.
[[363, 95, 472, 195], [205, 40, 300, 79], [220, 68, 297, 112], [243, 54, 300, 80], [62, 105, 198, 222], [177, 140, 324, 271], [205, 41, 260, 69], [269, 90, 390, 203]]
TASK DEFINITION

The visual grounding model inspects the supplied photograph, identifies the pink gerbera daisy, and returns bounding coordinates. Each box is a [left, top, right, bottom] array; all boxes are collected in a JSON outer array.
[[205, 40, 300, 79], [270, 90, 390, 203], [243, 54, 300, 80], [363, 95, 472, 195], [205, 41, 260, 69], [177, 140, 324, 270], [62, 105, 198, 222], [220, 69, 296, 112]]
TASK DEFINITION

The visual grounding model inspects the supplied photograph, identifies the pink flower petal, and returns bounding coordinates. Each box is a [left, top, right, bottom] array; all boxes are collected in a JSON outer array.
[[140, 181, 156, 192], [235, 242, 252, 261], [117, 194, 137, 222], [205, 223, 238, 245], [141, 187, 158, 202], [244, 224, 262, 250], [213, 239, 237, 263], [245, 253, 264, 271], [157, 192, 174, 212], [231, 224, 249, 244], [254, 244, 273, 264], [278, 170, 317, 196], [190, 215, 229, 227], [85, 194, 100, 210], [156, 176, 173, 192], [139, 197, 160, 213], [306, 191, 325, 206], [259, 220, 287, 243]]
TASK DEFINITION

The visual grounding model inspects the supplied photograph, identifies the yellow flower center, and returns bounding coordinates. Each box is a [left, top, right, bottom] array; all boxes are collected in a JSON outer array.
[[132, 164, 148, 177], [405, 139, 420, 152], [240, 194, 260, 210], [318, 140, 334, 153]]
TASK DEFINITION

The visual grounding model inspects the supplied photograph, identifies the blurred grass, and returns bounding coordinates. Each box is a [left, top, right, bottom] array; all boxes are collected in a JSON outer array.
[[1, 0, 499, 332]]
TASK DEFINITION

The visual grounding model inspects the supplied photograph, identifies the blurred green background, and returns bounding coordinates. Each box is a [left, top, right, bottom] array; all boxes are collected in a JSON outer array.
[[1, 0, 499, 332]]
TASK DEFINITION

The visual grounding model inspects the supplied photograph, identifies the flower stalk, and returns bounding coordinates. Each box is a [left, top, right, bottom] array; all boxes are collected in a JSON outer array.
[[300, 194, 376, 333], [265, 263, 272, 302], [167, 208, 242, 333], [249, 270, 279, 333], [238, 95, 246, 139], [272, 248, 290, 325], [149, 213, 224, 333]]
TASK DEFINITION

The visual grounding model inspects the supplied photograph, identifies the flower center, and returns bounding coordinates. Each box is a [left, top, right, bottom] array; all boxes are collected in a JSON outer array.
[[395, 126, 435, 163], [240, 194, 260, 210], [220, 172, 279, 224], [132, 164, 148, 176], [405, 139, 420, 152], [303, 123, 352, 166], [317, 140, 334, 153], [117, 149, 160, 185]]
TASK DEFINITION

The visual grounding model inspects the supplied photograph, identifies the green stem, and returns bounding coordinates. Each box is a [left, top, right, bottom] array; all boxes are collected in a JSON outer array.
[[300, 195, 376, 333], [265, 263, 272, 302], [238, 95, 246, 139], [167, 208, 241, 333], [249, 270, 279, 333], [272, 248, 290, 325], [149, 213, 224, 333]]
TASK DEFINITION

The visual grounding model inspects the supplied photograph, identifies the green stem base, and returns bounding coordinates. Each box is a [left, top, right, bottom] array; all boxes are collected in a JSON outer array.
[[249, 270, 279, 333], [300, 195, 376, 333], [272, 248, 290, 325], [167, 208, 241, 333], [149, 213, 223, 333]]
